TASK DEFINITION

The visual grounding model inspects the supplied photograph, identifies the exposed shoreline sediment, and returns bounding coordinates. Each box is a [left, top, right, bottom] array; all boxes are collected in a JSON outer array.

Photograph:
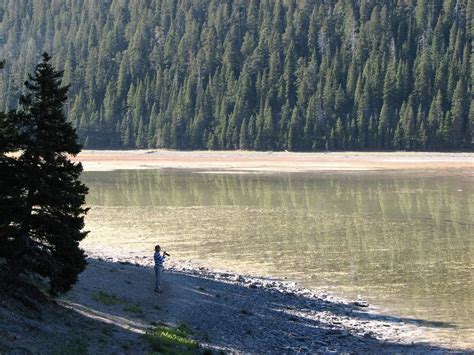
[[74, 150, 474, 175], [2, 252, 466, 353]]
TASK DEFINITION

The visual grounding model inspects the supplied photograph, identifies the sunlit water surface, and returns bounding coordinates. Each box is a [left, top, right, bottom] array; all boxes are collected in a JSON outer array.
[[81, 170, 473, 347]]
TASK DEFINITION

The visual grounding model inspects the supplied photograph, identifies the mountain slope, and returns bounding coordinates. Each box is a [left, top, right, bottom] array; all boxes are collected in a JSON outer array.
[[1, 0, 473, 151]]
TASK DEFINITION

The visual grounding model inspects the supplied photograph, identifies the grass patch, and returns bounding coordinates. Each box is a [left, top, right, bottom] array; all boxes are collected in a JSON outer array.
[[177, 324, 193, 334], [144, 324, 199, 354], [92, 291, 123, 305], [123, 303, 143, 314]]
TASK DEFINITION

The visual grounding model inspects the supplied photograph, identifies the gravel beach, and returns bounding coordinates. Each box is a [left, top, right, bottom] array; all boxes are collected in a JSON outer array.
[[1, 254, 467, 354]]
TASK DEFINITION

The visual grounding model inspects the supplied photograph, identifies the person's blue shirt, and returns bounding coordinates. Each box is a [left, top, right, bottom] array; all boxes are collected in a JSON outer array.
[[154, 252, 165, 267]]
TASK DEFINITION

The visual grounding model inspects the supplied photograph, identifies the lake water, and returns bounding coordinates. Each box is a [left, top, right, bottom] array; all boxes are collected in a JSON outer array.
[[81, 169, 473, 347]]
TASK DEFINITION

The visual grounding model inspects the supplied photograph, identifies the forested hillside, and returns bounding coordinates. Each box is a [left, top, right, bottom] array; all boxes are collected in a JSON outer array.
[[1, 0, 473, 151]]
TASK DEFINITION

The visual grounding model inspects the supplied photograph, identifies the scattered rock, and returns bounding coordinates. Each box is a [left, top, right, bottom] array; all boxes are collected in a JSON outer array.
[[363, 332, 374, 338], [351, 301, 369, 307]]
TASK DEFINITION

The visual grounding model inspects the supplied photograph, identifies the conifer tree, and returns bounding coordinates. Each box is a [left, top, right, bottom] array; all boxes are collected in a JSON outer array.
[[288, 108, 301, 151], [0, 53, 88, 294], [0, 61, 26, 278], [450, 80, 469, 149]]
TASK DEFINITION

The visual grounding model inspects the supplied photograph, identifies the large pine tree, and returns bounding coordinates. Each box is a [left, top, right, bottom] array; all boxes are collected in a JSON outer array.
[[0, 53, 88, 295]]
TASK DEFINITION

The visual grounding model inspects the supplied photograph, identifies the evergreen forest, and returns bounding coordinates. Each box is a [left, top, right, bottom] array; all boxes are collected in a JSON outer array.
[[1, 0, 473, 151]]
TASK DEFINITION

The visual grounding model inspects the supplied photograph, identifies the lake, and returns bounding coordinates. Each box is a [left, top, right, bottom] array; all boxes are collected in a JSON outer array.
[[81, 169, 473, 347]]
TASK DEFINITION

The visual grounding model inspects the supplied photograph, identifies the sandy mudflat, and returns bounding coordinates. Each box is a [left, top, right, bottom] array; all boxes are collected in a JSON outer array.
[[74, 150, 474, 174], [1, 257, 468, 354]]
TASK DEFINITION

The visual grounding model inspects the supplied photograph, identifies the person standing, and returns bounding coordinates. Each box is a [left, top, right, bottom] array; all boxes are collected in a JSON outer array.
[[154, 244, 168, 293]]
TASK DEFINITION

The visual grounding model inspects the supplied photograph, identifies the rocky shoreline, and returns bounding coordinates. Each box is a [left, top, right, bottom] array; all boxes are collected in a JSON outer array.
[[0, 254, 467, 354], [136, 257, 463, 352]]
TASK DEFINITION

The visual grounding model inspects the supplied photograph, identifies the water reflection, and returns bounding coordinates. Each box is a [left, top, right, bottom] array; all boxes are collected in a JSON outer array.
[[82, 170, 473, 346]]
